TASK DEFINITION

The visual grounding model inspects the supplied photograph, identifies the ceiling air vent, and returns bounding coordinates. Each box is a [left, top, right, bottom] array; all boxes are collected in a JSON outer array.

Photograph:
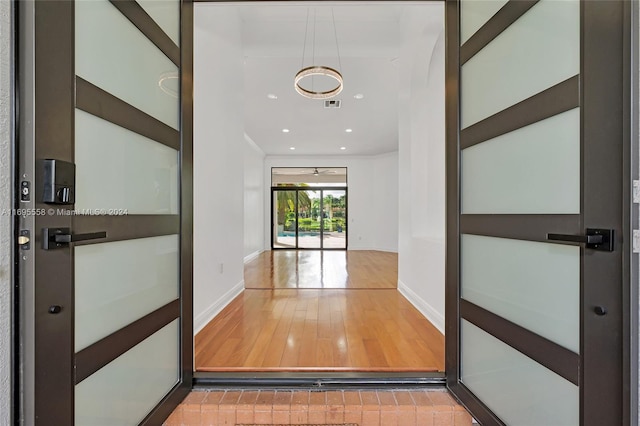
[[324, 99, 341, 109]]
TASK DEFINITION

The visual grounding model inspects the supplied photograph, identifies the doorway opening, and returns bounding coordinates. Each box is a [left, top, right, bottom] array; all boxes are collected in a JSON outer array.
[[192, 1, 446, 376], [272, 167, 348, 250]]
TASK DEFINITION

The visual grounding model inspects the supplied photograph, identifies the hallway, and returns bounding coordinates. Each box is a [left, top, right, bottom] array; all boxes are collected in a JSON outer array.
[[195, 251, 444, 371]]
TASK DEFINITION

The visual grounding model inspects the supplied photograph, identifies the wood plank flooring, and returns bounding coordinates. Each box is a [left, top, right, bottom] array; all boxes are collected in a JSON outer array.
[[195, 250, 444, 372], [244, 250, 398, 289]]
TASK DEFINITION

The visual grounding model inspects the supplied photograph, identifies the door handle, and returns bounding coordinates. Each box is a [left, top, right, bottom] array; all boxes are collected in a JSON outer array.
[[547, 233, 603, 244], [547, 228, 614, 252], [54, 231, 106, 243], [42, 227, 107, 250]]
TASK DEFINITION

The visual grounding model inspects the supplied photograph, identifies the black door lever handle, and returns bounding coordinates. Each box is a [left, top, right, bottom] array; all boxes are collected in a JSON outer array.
[[42, 227, 107, 250], [54, 231, 107, 243], [546, 228, 614, 252], [547, 233, 603, 244]]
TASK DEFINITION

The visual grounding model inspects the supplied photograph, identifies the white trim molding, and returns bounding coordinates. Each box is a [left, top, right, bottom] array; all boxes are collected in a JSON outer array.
[[194, 280, 244, 334], [243, 250, 263, 264], [398, 279, 445, 334], [347, 247, 398, 253]]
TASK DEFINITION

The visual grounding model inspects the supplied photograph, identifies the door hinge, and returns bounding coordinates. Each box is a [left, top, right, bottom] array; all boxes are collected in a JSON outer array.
[[633, 180, 640, 203], [633, 230, 640, 253]]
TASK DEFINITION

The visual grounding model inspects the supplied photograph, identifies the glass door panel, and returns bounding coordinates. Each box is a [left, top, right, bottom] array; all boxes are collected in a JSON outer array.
[[446, 0, 624, 425], [72, 0, 185, 423], [461, 108, 580, 214], [75, 0, 179, 129], [322, 190, 347, 249], [75, 110, 179, 214], [75, 321, 180, 425], [449, 0, 627, 424], [297, 189, 321, 249], [74, 235, 180, 352], [273, 190, 297, 248], [461, 320, 579, 425], [21, 0, 190, 423], [461, 234, 579, 353], [460, 0, 579, 128], [272, 187, 347, 250]]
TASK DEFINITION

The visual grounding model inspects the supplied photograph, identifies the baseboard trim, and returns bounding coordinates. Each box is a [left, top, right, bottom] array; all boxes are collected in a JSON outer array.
[[398, 280, 445, 334], [244, 250, 263, 264], [373, 247, 399, 253], [194, 280, 244, 334], [348, 247, 398, 253]]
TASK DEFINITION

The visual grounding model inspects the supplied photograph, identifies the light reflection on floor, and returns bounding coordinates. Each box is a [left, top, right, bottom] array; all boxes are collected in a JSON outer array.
[[244, 250, 398, 289], [273, 232, 347, 249]]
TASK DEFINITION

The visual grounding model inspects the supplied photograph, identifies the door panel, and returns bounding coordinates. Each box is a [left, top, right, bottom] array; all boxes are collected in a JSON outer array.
[[461, 108, 580, 214], [137, 0, 181, 45], [447, 0, 629, 424], [20, 0, 193, 424], [459, 0, 508, 44], [461, 234, 579, 353], [323, 190, 347, 249], [273, 190, 297, 248], [460, 0, 579, 128], [75, 320, 180, 425], [461, 320, 579, 425], [74, 235, 180, 351], [75, 0, 179, 129], [298, 189, 321, 249], [75, 109, 179, 214]]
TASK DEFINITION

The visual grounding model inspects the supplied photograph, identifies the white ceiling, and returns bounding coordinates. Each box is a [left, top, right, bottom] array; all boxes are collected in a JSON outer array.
[[197, 2, 444, 156]]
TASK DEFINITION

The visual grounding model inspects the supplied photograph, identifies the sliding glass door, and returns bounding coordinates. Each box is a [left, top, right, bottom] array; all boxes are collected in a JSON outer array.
[[272, 187, 347, 250], [322, 189, 347, 249], [273, 190, 297, 249], [297, 190, 321, 249]]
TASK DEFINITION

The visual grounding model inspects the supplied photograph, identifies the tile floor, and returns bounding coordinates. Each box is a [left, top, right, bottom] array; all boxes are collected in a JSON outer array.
[[164, 389, 472, 425]]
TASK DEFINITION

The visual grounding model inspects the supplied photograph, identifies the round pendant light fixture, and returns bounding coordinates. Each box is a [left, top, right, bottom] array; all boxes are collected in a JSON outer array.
[[295, 8, 343, 100], [294, 66, 343, 99]]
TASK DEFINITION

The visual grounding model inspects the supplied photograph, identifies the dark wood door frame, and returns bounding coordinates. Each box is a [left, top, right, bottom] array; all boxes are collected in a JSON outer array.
[[15, 0, 194, 424], [444, 1, 636, 425]]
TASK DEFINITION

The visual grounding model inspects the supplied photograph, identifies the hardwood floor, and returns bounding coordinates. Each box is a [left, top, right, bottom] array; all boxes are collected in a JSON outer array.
[[195, 250, 445, 372], [244, 250, 398, 289]]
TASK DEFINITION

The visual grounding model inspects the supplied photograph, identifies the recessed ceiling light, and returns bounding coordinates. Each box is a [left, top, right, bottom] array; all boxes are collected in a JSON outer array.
[[340, 147, 347, 150], [267, 94, 278, 100], [282, 129, 290, 133], [345, 128, 353, 133], [289, 147, 296, 150], [354, 93, 364, 100]]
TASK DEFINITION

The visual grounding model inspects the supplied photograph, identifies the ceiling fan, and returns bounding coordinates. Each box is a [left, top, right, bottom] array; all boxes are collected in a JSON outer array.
[[305, 168, 336, 176]]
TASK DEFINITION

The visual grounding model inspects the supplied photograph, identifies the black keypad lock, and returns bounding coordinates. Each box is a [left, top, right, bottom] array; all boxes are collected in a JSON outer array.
[[42, 159, 75, 205]]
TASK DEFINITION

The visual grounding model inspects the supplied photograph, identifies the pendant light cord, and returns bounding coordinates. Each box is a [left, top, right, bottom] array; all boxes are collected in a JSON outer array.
[[332, 8, 342, 72], [312, 8, 316, 66], [301, 8, 309, 70], [312, 8, 316, 91]]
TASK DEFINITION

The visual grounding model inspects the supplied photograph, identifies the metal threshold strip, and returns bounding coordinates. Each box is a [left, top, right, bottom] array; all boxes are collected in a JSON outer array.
[[193, 371, 446, 389]]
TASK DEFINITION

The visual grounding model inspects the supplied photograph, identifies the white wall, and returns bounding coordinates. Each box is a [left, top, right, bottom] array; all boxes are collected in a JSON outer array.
[[397, 14, 446, 333], [264, 154, 399, 252], [372, 153, 400, 252], [0, 1, 11, 422], [244, 134, 265, 261], [193, 7, 245, 333]]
